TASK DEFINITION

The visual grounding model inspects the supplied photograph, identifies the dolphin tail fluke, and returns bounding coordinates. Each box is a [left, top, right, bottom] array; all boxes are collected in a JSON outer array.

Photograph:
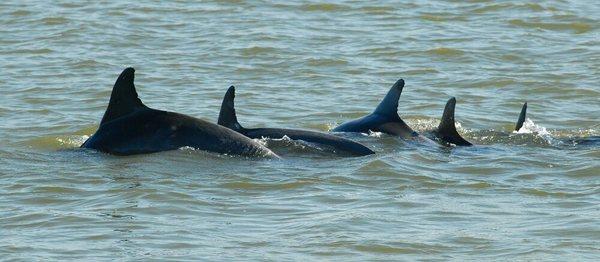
[[100, 67, 147, 125], [218, 86, 244, 131], [515, 102, 527, 132], [436, 97, 472, 146], [373, 79, 405, 117]]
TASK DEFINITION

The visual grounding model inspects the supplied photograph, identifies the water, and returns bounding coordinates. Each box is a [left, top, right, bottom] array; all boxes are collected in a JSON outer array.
[[1, 0, 599, 260]]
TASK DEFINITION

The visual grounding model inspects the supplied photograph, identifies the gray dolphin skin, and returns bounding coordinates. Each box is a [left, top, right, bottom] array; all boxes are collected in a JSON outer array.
[[431, 97, 472, 146], [81, 68, 278, 158], [218, 86, 375, 156], [332, 79, 436, 144]]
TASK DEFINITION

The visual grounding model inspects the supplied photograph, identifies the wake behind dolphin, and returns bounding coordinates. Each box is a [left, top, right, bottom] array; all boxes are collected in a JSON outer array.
[[218, 86, 375, 156], [81, 68, 278, 158]]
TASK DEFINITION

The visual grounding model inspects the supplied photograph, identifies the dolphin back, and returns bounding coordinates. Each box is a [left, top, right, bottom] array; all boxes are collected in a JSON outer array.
[[434, 97, 472, 146], [245, 127, 375, 156]]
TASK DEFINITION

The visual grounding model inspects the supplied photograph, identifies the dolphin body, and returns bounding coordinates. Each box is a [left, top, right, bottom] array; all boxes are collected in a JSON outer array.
[[81, 68, 278, 158], [332, 79, 470, 146], [218, 86, 375, 156]]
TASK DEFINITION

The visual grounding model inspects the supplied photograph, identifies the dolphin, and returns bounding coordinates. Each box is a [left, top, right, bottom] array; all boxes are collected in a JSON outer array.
[[81, 68, 278, 158], [512, 102, 599, 147], [430, 97, 472, 146], [515, 102, 528, 132], [217, 86, 375, 156], [331, 79, 441, 145]]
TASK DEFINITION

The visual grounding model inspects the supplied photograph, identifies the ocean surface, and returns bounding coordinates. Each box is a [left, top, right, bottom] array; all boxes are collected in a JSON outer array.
[[1, 0, 599, 260]]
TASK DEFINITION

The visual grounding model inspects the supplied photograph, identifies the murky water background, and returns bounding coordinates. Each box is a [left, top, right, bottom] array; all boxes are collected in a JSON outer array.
[[1, 0, 599, 260]]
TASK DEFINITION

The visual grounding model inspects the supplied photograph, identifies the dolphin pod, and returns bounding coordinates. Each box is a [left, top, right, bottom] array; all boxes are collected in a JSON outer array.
[[82, 67, 572, 157]]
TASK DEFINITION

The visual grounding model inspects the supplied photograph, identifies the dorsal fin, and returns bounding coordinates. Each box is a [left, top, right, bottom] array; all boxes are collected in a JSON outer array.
[[217, 85, 244, 131], [436, 97, 472, 146], [373, 79, 404, 117], [515, 102, 527, 131], [100, 67, 146, 125]]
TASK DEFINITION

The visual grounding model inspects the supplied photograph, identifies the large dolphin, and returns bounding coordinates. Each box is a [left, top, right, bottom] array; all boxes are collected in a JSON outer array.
[[332, 79, 468, 146], [218, 86, 375, 156], [81, 68, 278, 157]]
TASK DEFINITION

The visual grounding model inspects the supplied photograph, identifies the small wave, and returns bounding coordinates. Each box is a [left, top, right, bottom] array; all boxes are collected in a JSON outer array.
[[508, 19, 592, 34], [238, 46, 279, 56], [472, 3, 548, 14], [419, 13, 466, 22], [299, 3, 350, 12], [41, 17, 69, 25], [306, 58, 349, 67], [426, 47, 464, 57]]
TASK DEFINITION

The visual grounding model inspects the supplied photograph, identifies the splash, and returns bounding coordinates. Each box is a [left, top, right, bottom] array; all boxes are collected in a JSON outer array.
[[514, 118, 550, 136], [27, 135, 90, 150], [57, 135, 89, 147], [367, 130, 383, 137]]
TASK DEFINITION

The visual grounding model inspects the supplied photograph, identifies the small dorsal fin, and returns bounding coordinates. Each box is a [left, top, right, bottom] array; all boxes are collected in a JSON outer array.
[[100, 67, 146, 125], [218, 85, 244, 131], [373, 79, 404, 117], [436, 97, 472, 146], [515, 102, 527, 131]]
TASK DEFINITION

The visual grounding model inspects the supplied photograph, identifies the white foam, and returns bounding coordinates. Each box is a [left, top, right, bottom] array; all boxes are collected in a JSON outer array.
[[57, 135, 89, 147], [178, 146, 196, 151], [514, 118, 550, 136], [367, 130, 383, 137]]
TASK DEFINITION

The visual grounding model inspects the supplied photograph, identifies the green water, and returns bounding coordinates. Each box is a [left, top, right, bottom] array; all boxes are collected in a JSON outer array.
[[1, 0, 599, 260]]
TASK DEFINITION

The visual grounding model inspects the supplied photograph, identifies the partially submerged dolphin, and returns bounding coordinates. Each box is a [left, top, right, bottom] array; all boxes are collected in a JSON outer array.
[[515, 102, 528, 132], [332, 79, 469, 146], [512, 102, 599, 147], [430, 97, 472, 146], [81, 68, 278, 157], [218, 86, 375, 156]]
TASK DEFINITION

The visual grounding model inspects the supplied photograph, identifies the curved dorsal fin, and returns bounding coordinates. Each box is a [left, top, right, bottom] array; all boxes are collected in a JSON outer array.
[[436, 97, 472, 146], [373, 79, 404, 117], [100, 67, 146, 125], [515, 102, 527, 131], [218, 85, 244, 131]]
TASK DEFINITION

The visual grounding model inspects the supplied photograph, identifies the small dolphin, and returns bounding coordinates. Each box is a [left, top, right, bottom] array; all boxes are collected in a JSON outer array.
[[512, 102, 599, 147], [218, 86, 375, 156], [332, 79, 437, 144], [515, 102, 528, 132], [430, 97, 472, 146], [81, 68, 278, 158]]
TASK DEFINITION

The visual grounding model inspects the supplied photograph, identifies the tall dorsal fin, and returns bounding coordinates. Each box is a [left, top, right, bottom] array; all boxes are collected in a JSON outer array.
[[218, 85, 244, 131], [373, 79, 404, 117], [100, 67, 146, 125], [436, 97, 472, 146], [515, 102, 527, 131]]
